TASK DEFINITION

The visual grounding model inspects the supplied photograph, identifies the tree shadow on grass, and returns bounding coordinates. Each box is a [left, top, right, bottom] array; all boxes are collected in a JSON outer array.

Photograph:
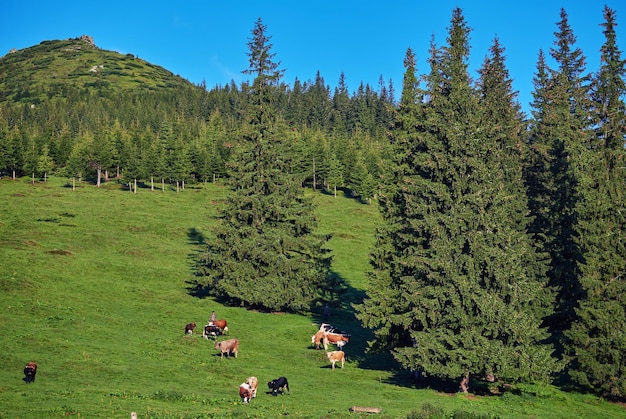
[[306, 273, 469, 393], [187, 227, 206, 245], [184, 227, 213, 298], [306, 271, 410, 376], [382, 370, 463, 394], [183, 230, 432, 391]]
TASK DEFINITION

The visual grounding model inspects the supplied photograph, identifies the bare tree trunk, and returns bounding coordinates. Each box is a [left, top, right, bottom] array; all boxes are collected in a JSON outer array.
[[134, 178, 137, 194], [313, 158, 316, 191], [161, 178, 165, 192], [72, 177, 76, 191], [31, 172, 35, 184], [459, 375, 470, 393], [334, 185, 337, 198], [96, 167, 101, 188]]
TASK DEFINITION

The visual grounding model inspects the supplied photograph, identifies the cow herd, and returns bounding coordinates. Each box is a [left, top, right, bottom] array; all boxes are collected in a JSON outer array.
[[311, 323, 351, 372], [239, 376, 290, 403], [20, 314, 351, 407], [182, 315, 351, 404], [185, 319, 230, 339]]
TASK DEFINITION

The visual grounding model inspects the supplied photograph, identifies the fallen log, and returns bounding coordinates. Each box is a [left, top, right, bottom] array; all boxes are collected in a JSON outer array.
[[349, 406, 382, 414]]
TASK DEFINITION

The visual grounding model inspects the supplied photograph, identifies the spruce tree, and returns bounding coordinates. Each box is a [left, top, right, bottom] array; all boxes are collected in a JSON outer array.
[[526, 8, 590, 333], [356, 8, 560, 392], [565, 6, 626, 400], [331, 72, 351, 133], [355, 46, 423, 354], [304, 71, 332, 129], [196, 18, 332, 312], [37, 143, 53, 182]]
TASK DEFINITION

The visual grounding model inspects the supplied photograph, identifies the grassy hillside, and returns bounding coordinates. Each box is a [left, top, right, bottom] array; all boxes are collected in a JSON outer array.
[[0, 177, 624, 418], [0, 36, 197, 104]]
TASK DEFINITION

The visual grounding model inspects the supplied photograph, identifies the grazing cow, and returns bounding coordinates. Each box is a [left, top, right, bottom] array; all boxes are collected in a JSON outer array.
[[24, 361, 37, 383], [312, 330, 350, 350], [239, 382, 253, 403], [214, 338, 239, 358], [311, 330, 327, 350], [327, 351, 345, 370], [204, 319, 229, 338], [245, 376, 258, 399], [184, 322, 196, 335], [325, 332, 350, 349], [203, 324, 223, 339], [212, 319, 228, 334], [267, 376, 290, 396]]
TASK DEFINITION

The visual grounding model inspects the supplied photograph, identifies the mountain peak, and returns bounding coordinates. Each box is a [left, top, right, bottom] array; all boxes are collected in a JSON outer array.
[[78, 34, 95, 47], [0, 36, 198, 105]]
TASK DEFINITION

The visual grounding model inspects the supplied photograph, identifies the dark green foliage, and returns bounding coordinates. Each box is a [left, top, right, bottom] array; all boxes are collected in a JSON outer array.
[[356, 8, 560, 390], [526, 9, 590, 332], [565, 6, 626, 400], [196, 19, 332, 312]]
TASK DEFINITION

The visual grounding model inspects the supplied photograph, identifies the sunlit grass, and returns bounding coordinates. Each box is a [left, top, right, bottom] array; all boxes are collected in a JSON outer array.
[[0, 177, 624, 418]]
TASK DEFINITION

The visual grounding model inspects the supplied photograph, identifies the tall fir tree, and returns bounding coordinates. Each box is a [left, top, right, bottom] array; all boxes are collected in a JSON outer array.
[[355, 46, 424, 355], [525, 8, 591, 334], [565, 6, 626, 400], [196, 18, 332, 312], [356, 8, 560, 392]]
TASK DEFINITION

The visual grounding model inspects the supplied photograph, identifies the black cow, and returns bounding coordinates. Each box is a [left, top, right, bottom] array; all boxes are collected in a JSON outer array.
[[267, 376, 290, 396], [24, 362, 37, 383]]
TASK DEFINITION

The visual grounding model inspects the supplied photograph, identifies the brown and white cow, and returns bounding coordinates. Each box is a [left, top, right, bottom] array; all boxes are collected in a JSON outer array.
[[312, 330, 350, 350], [212, 319, 229, 334], [311, 330, 327, 350], [245, 376, 258, 399], [325, 332, 350, 349], [184, 322, 196, 335], [326, 351, 345, 370], [214, 338, 239, 358], [239, 382, 253, 403]]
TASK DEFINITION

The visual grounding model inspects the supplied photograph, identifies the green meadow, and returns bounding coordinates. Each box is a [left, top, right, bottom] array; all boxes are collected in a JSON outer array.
[[0, 177, 624, 418]]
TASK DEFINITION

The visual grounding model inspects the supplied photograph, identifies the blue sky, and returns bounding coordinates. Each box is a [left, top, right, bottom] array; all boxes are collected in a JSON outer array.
[[2, 1, 624, 113]]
